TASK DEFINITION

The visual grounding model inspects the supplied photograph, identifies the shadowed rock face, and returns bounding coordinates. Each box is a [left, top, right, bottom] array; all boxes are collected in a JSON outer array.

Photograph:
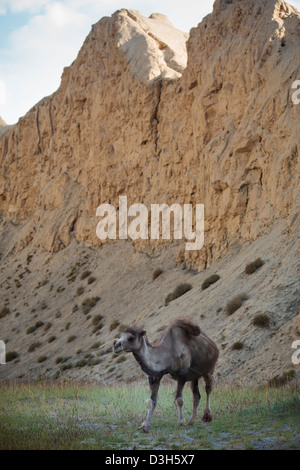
[[0, 1, 299, 270]]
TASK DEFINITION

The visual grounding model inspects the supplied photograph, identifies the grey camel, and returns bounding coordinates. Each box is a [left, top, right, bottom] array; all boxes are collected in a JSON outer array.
[[113, 318, 219, 432]]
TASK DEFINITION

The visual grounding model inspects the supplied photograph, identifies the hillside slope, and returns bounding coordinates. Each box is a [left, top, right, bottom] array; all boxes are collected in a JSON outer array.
[[0, 217, 299, 384]]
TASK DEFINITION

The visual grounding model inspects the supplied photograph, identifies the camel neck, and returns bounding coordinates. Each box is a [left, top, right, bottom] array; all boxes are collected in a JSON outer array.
[[133, 338, 170, 378]]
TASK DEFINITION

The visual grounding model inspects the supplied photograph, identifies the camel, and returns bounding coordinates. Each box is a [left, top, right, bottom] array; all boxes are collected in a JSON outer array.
[[113, 318, 219, 432]]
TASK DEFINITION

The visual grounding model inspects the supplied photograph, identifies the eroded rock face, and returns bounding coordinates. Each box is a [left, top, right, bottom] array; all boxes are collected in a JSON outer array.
[[0, 1, 299, 268], [0, 117, 8, 137]]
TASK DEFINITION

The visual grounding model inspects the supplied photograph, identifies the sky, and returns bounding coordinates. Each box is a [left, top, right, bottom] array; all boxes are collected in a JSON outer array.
[[0, 0, 300, 124]]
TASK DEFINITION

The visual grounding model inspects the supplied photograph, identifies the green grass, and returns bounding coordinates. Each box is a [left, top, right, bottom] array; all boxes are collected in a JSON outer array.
[[0, 381, 299, 450]]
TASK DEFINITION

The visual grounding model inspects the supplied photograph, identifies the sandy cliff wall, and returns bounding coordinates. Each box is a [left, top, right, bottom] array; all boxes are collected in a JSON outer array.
[[0, 0, 299, 268]]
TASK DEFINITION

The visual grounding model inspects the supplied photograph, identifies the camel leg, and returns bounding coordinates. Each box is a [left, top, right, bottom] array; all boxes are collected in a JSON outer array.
[[175, 378, 186, 425], [202, 374, 213, 422], [139, 376, 160, 433], [187, 379, 201, 425]]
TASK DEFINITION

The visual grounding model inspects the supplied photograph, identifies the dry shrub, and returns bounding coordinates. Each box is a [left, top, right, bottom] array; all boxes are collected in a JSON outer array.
[[226, 293, 248, 315], [165, 283, 192, 306], [75, 359, 87, 368], [76, 286, 85, 296], [152, 268, 163, 280], [67, 335, 76, 343], [26, 326, 36, 334], [80, 270, 92, 280], [245, 258, 264, 275], [81, 296, 100, 314], [110, 320, 120, 332], [0, 306, 10, 318], [6, 351, 18, 362], [92, 314, 103, 326], [37, 355, 47, 363], [43, 322, 52, 332], [232, 341, 243, 350], [252, 313, 270, 327], [201, 274, 220, 290], [28, 342, 40, 353], [268, 370, 295, 387]]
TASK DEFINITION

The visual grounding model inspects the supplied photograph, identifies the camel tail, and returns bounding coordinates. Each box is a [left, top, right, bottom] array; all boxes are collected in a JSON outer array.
[[173, 319, 201, 337]]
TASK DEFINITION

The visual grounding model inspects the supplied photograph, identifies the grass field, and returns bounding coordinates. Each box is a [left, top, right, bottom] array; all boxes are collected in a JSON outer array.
[[0, 379, 299, 450]]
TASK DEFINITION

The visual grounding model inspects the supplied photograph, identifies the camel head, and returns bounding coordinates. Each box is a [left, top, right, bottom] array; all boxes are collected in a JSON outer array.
[[113, 325, 146, 354]]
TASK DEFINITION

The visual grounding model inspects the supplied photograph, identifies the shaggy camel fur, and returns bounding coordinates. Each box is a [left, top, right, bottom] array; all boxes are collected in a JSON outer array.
[[113, 318, 219, 432]]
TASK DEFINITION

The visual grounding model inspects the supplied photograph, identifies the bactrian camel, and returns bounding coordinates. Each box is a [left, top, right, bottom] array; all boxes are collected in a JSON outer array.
[[113, 318, 219, 432]]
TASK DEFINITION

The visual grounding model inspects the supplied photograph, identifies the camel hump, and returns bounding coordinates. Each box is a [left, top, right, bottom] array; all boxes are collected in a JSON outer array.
[[172, 319, 201, 337]]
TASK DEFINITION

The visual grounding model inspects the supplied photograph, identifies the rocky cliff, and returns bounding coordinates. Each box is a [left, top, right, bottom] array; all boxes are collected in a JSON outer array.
[[0, 117, 8, 137], [1, 0, 299, 269], [0, 0, 299, 384]]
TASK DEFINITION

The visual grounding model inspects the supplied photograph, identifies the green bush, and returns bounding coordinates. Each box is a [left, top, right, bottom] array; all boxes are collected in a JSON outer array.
[[6, 351, 18, 362], [75, 359, 87, 368], [245, 258, 264, 275], [26, 326, 36, 334], [232, 341, 244, 350], [92, 324, 103, 334], [90, 342, 102, 349], [165, 283, 192, 306], [201, 274, 220, 290], [252, 313, 270, 327], [60, 363, 72, 371], [26, 254, 33, 265], [37, 355, 47, 363], [87, 357, 101, 366]]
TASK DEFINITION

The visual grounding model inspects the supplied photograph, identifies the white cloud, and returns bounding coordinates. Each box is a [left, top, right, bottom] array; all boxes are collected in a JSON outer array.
[[0, 80, 5, 106], [70, 0, 214, 32], [0, 0, 50, 15], [0, 2, 91, 123], [0, 0, 216, 123]]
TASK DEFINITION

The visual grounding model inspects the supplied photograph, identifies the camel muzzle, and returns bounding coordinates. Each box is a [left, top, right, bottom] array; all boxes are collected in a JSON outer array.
[[113, 339, 123, 353]]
